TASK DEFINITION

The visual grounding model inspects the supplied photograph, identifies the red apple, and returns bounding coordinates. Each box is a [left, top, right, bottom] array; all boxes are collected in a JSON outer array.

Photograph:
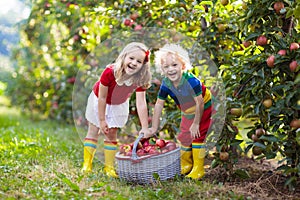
[[155, 139, 166, 148], [290, 42, 299, 51], [242, 41, 251, 48], [290, 119, 300, 129], [119, 144, 132, 154], [164, 141, 177, 151], [144, 145, 154, 153], [255, 128, 265, 137], [289, 60, 298, 72], [251, 134, 259, 142], [130, 13, 139, 21], [67, 77, 76, 84], [273, 1, 284, 14], [137, 149, 145, 156], [148, 148, 159, 155], [256, 35, 268, 46], [142, 140, 150, 148], [134, 24, 143, 31], [277, 49, 286, 56], [123, 19, 131, 26], [124, 151, 132, 156], [266, 55, 275, 68]]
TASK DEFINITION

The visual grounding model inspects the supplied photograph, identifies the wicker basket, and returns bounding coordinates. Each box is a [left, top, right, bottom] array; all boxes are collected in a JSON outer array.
[[115, 134, 180, 184]]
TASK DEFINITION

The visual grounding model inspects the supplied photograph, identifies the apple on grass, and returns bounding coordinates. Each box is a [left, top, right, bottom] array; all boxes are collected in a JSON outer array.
[[219, 152, 229, 161]]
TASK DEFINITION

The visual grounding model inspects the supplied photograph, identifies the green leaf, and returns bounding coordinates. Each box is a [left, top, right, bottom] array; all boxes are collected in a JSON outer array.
[[234, 169, 250, 179], [259, 135, 279, 142], [253, 142, 266, 149], [200, 1, 213, 7]]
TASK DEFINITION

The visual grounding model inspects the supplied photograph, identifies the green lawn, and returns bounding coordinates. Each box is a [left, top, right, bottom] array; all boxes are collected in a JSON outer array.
[[0, 96, 247, 200]]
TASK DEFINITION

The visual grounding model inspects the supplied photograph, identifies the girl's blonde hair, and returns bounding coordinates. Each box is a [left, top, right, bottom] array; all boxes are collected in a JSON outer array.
[[113, 42, 151, 89], [154, 43, 192, 74]]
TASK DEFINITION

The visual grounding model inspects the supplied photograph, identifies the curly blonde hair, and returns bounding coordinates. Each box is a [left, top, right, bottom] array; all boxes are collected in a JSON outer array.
[[113, 42, 151, 89], [154, 43, 193, 74]]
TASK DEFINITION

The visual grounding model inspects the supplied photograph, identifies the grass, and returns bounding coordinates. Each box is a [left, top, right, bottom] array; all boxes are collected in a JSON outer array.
[[0, 96, 248, 200]]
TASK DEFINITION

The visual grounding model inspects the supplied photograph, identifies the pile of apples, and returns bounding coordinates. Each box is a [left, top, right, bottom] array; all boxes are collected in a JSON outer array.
[[119, 137, 177, 157]]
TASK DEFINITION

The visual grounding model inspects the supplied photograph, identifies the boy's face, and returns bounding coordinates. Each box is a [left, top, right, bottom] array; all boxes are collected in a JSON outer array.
[[124, 49, 145, 76], [161, 53, 184, 85]]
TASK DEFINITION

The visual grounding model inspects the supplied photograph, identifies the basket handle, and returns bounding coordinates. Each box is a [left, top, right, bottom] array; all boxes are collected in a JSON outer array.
[[131, 133, 144, 160]]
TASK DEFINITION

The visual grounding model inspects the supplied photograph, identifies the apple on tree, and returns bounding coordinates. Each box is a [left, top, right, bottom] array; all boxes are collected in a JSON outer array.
[[277, 49, 286, 56], [266, 55, 275, 68], [262, 99, 272, 108], [289, 60, 298, 72], [273, 1, 284, 14], [230, 108, 242, 117], [289, 42, 299, 51], [256, 35, 268, 46]]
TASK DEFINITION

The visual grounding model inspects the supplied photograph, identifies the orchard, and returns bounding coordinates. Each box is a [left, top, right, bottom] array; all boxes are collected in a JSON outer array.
[[4, 0, 300, 191]]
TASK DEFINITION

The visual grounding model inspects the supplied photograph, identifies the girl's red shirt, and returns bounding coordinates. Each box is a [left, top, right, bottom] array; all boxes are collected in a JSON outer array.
[[93, 65, 146, 105]]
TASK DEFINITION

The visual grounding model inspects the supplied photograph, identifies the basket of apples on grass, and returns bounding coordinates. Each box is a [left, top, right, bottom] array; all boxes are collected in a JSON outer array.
[[115, 133, 180, 184]]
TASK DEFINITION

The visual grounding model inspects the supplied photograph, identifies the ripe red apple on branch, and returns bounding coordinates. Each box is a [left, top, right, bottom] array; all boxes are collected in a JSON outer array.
[[266, 55, 275, 68], [289, 61, 298, 72], [277, 49, 286, 56], [256, 35, 268, 46], [290, 42, 299, 51], [273, 1, 284, 14]]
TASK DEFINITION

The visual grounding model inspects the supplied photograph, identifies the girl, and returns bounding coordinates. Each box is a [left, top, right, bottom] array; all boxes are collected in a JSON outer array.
[[146, 43, 212, 179], [83, 42, 152, 177]]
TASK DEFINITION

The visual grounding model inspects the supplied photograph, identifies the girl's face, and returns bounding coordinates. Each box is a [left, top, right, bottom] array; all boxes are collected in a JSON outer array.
[[161, 53, 185, 86], [123, 49, 145, 76]]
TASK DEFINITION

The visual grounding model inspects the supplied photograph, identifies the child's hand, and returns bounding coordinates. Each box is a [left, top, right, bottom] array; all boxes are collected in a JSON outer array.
[[139, 127, 151, 138], [100, 120, 109, 135], [142, 127, 155, 138], [190, 123, 200, 139]]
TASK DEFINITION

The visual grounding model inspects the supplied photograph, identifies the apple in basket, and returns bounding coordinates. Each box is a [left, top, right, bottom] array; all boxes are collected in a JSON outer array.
[[149, 137, 156, 145], [155, 139, 166, 148], [137, 149, 146, 156], [148, 147, 160, 155], [119, 144, 132, 154], [142, 140, 150, 148], [164, 141, 177, 151], [144, 145, 154, 153]]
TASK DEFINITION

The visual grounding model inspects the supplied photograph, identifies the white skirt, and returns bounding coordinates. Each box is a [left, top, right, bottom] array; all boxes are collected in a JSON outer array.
[[85, 92, 129, 128]]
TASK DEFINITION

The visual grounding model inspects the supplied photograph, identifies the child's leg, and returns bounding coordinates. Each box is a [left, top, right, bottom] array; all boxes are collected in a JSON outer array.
[[103, 127, 118, 178], [186, 107, 212, 179], [82, 123, 99, 173], [178, 116, 194, 175]]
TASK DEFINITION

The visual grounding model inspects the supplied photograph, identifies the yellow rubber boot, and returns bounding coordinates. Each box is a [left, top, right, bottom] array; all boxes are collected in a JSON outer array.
[[186, 143, 206, 179], [82, 138, 98, 173], [180, 145, 193, 175], [82, 146, 96, 173], [103, 141, 118, 178]]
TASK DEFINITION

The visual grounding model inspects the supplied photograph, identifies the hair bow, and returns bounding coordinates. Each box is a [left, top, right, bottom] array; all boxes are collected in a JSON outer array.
[[144, 50, 150, 63]]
